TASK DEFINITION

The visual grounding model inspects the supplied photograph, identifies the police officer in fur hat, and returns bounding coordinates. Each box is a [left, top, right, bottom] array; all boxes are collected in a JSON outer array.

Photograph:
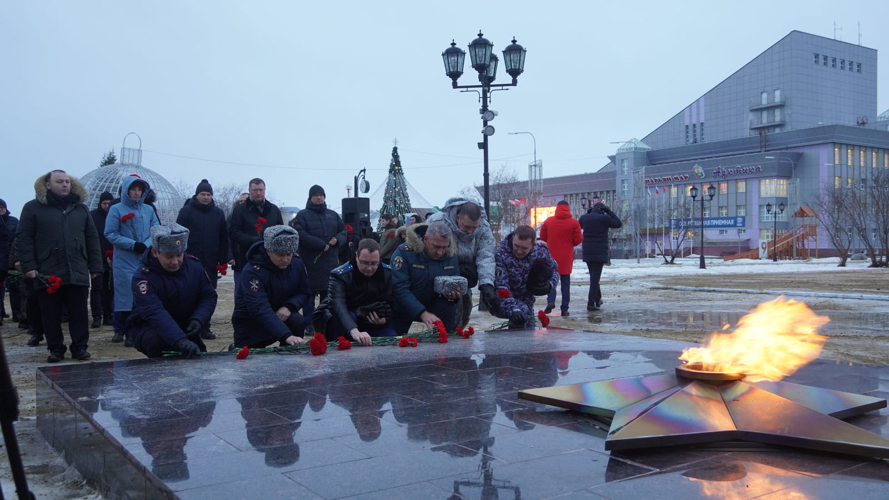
[[231, 225, 311, 348], [125, 223, 218, 358]]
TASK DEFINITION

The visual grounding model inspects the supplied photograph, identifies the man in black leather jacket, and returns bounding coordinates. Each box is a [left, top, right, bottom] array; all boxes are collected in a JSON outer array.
[[312, 239, 395, 345]]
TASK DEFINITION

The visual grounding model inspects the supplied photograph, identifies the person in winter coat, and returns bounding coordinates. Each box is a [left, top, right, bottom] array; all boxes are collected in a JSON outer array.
[[105, 175, 160, 344], [17, 170, 104, 362], [490, 225, 559, 328], [0, 203, 7, 325], [290, 185, 345, 333], [228, 179, 283, 298], [126, 224, 218, 358], [426, 197, 498, 327], [176, 179, 230, 292], [0, 199, 21, 323], [232, 226, 311, 348], [378, 213, 401, 265], [312, 238, 396, 343], [579, 202, 622, 311], [539, 201, 583, 316], [390, 222, 460, 334], [88, 191, 115, 328]]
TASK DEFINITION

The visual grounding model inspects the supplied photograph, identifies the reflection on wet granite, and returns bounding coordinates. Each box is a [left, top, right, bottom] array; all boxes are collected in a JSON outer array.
[[35, 328, 889, 499]]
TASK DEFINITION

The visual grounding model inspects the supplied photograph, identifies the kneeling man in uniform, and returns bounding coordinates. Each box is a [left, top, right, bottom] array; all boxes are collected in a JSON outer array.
[[312, 238, 396, 345], [127, 223, 218, 358], [232, 225, 311, 348]]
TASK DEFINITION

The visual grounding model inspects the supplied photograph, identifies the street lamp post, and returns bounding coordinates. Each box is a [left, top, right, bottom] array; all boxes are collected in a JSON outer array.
[[580, 196, 589, 215], [689, 184, 716, 269], [442, 33, 527, 217], [766, 202, 785, 262]]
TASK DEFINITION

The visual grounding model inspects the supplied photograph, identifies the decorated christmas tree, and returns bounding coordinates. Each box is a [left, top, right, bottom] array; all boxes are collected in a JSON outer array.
[[377, 145, 413, 229]]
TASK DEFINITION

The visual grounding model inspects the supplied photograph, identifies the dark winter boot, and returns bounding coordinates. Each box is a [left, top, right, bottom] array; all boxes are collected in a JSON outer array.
[[91, 317, 102, 329]]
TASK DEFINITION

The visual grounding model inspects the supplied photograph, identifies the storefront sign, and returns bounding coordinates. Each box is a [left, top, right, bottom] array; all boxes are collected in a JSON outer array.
[[670, 216, 746, 229], [645, 174, 689, 184], [713, 165, 763, 179]]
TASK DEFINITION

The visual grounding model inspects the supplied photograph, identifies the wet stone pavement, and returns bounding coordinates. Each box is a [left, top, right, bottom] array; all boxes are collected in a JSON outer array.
[[36, 329, 889, 499]]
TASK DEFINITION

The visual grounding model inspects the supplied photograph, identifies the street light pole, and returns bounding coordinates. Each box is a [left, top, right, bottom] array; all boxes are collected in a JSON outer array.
[[689, 185, 716, 269], [766, 202, 785, 262], [442, 34, 527, 218]]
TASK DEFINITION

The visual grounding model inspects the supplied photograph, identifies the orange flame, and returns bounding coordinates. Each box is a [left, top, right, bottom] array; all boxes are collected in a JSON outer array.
[[679, 297, 829, 382]]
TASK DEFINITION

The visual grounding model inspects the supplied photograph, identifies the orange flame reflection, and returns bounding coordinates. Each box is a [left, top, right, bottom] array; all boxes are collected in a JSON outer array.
[[679, 297, 829, 382]]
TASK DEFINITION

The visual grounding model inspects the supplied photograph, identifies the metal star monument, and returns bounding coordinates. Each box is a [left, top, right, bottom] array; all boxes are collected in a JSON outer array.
[[518, 364, 889, 458]]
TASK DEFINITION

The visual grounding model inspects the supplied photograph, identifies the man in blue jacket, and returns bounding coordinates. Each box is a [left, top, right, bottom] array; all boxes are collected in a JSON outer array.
[[232, 225, 311, 348], [126, 223, 218, 359], [390, 222, 461, 335]]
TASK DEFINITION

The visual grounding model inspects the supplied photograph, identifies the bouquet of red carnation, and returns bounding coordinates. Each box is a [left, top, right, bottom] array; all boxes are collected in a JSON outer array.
[[120, 213, 135, 222], [236, 346, 250, 359], [345, 224, 354, 233], [434, 320, 448, 343], [254, 217, 268, 234], [497, 289, 511, 299], [309, 333, 327, 355], [337, 336, 352, 350], [46, 275, 62, 294], [216, 264, 228, 276], [399, 337, 419, 347], [105, 250, 113, 264], [537, 310, 550, 328]]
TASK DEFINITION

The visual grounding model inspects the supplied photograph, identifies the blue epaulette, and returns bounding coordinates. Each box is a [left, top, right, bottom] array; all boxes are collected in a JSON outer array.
[[382, 263, 392, 270], [334, 263, 354, 275]]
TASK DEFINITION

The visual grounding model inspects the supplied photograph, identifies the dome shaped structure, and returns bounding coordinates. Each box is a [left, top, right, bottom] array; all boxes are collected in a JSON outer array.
[[80, 133, 184, 224]]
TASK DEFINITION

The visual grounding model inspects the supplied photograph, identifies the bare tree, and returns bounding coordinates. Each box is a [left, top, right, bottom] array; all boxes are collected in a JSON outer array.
[[652, 194, 696, 264], [461, 163, 525, 238], [868, 171, 889, 267], [845, 178, 881, 267], [812, 182, 855, 267]]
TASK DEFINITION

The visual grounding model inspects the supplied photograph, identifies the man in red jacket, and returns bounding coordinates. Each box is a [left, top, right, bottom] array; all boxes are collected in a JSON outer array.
[[539, 201, 582, 316]]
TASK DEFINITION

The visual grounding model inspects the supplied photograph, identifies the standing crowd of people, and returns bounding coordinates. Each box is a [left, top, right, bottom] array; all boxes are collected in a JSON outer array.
[[1, 172, 622, 362]]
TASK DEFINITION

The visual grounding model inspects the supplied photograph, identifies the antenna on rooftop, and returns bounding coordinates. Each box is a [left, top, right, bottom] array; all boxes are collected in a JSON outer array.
[[858, 21, 862, 45], [834, 22, 842, 41]]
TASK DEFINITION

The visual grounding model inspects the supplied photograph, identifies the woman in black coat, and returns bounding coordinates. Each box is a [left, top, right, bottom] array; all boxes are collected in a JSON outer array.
[[578, 202, 622, 311]]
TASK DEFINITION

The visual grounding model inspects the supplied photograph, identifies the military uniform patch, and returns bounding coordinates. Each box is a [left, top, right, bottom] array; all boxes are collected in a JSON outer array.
[[141, 267, 149, 273], [249, 279, 260, 292], [137, 280, 149, 295], [392, 255, 404, 271]]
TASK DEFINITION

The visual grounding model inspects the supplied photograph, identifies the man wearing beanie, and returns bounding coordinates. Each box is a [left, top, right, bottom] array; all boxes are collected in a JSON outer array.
[[88, 191, 115, 328], [290, 184, 345, 335], [539, 200, 583, 316], [232, 225, 311, 348], [228, 178, 283, 302], [125, 223, 218, 358], [176, 179, 229, 340]]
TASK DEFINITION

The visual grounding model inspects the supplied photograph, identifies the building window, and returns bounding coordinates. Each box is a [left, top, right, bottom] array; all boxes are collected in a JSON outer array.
[[823, 55, 828, 66], [621, 200, 628, 212], [761, 228, 774, 241], [857, 63, 861, 73], [834, 176, 841, 188], [700, 122, 705, 142], [761, 92, 768, 105], [719, 182, 728, 194], [759, 178, 787, 197], [885, 153, 888, 168], [671, 230, 678, 241], [703, 206, 711, 217], [670, 186, 678, 197], [860, 179, 867, 190], [736, 180, 746, 193], [775, 108, 781, 122], [831, 57, 836, 68], [774, 89, 781, 102], [621, 159, 628, 175], [847, 149, 853, 165], [860, 151, 866, 166], [873, 152, 877, 168], [719, 230, 728, 235], [685, 125, 689, 144], [850, 61, 854, 72], [761, 110, 768, 124], [814, 53, 819, 64], [760, 205, 775, 222], [840, 59, 845, 70], [685, 185, 694, 197], [719, 206, 728, 216], [847, 177, 853, 189], [737, 205, 746, 216], [621, 179, 628, 196], [738, 229, 747, 235], [692, 123, 697, 143], [835, 147, 840, 165]]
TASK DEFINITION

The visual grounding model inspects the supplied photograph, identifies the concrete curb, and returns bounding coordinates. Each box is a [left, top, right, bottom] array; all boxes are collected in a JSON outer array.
[[630, 280, 889, 302]]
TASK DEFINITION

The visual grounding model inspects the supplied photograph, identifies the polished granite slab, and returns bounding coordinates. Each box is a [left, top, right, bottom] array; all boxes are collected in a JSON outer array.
[[36, 329, 889, 499]]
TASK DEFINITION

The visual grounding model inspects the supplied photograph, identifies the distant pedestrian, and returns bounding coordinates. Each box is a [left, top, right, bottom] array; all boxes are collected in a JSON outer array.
[[579, 202, 622, 311], [0, 200, 20, 323], [540, 201, 583, 316], [291, 185, 345, 334], [378, 213, 400, 265], [17, 170, 103, 362], [88, 191, 115, 328], [105, 175, 160, 345], [229, 179, 283, 298]]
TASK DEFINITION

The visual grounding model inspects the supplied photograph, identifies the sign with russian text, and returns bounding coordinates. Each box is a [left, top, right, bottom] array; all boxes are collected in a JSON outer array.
[[670, 216, 746, 229]]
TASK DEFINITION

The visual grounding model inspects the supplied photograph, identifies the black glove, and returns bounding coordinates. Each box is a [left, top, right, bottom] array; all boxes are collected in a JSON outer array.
[[183, 319, 202, 339], [479, 284, 497, 308], [528, 281, 553, 296], [509, 311, 528, 327], [133, 242, 147, 254], [459, 262, 479, 288], [173, 338, 201, 359]]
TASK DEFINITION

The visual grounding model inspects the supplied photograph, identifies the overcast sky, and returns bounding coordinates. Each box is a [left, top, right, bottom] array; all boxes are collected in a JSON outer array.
[[2, 0, 887, 215]]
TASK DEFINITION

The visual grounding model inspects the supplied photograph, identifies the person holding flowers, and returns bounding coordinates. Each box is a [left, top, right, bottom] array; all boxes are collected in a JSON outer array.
[[490, 225, 559, 329], [17, 170, 103, 362], [105, 174, 159, 345], [228, 178, 283, 300]]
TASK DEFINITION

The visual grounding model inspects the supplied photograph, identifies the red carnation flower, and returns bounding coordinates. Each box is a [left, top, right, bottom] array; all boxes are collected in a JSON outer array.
[[398, 337, 409, 347], [337, 336, 352, 350], [497, 289, 511, 299], [455, 327, 463, 335], [120, 213, 135, 222], [257, 217, 267, 224], [538, 310, 550, 328], [236, 346, 250, 359], [345, 224, 354, 233], [467, 326, 475, 336], [434, 321, 448, 343], [309, 333, 327, 355], [409, 337, 418, 347]]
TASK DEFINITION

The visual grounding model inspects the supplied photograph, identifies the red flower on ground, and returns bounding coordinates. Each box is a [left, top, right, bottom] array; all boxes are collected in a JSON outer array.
[[236, 346, 250, 359], [398, 337, 409, 347], [434, 321, 448, 343], [309, 333, 327, 355], [455, 327, 463, 335], [467, 326, 475, 336], [538, 310, 550, 328], [462, 331, 471, 339], [337, 336, 352, 350], [345, 224, 354, 233], [409, 337, 418, 347], [497, 289, 511, 299]]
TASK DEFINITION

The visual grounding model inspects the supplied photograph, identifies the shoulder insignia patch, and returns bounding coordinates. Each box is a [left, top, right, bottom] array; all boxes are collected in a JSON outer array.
[[136, 280, 149, 295], [141, 267, 149, 273], [392, 255, 404, 271], [335, 264, 353, 275], [249, 279, 261, 292]]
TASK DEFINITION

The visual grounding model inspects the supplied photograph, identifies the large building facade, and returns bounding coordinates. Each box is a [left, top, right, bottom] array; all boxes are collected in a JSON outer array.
[[536, 31, 889, 258]]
